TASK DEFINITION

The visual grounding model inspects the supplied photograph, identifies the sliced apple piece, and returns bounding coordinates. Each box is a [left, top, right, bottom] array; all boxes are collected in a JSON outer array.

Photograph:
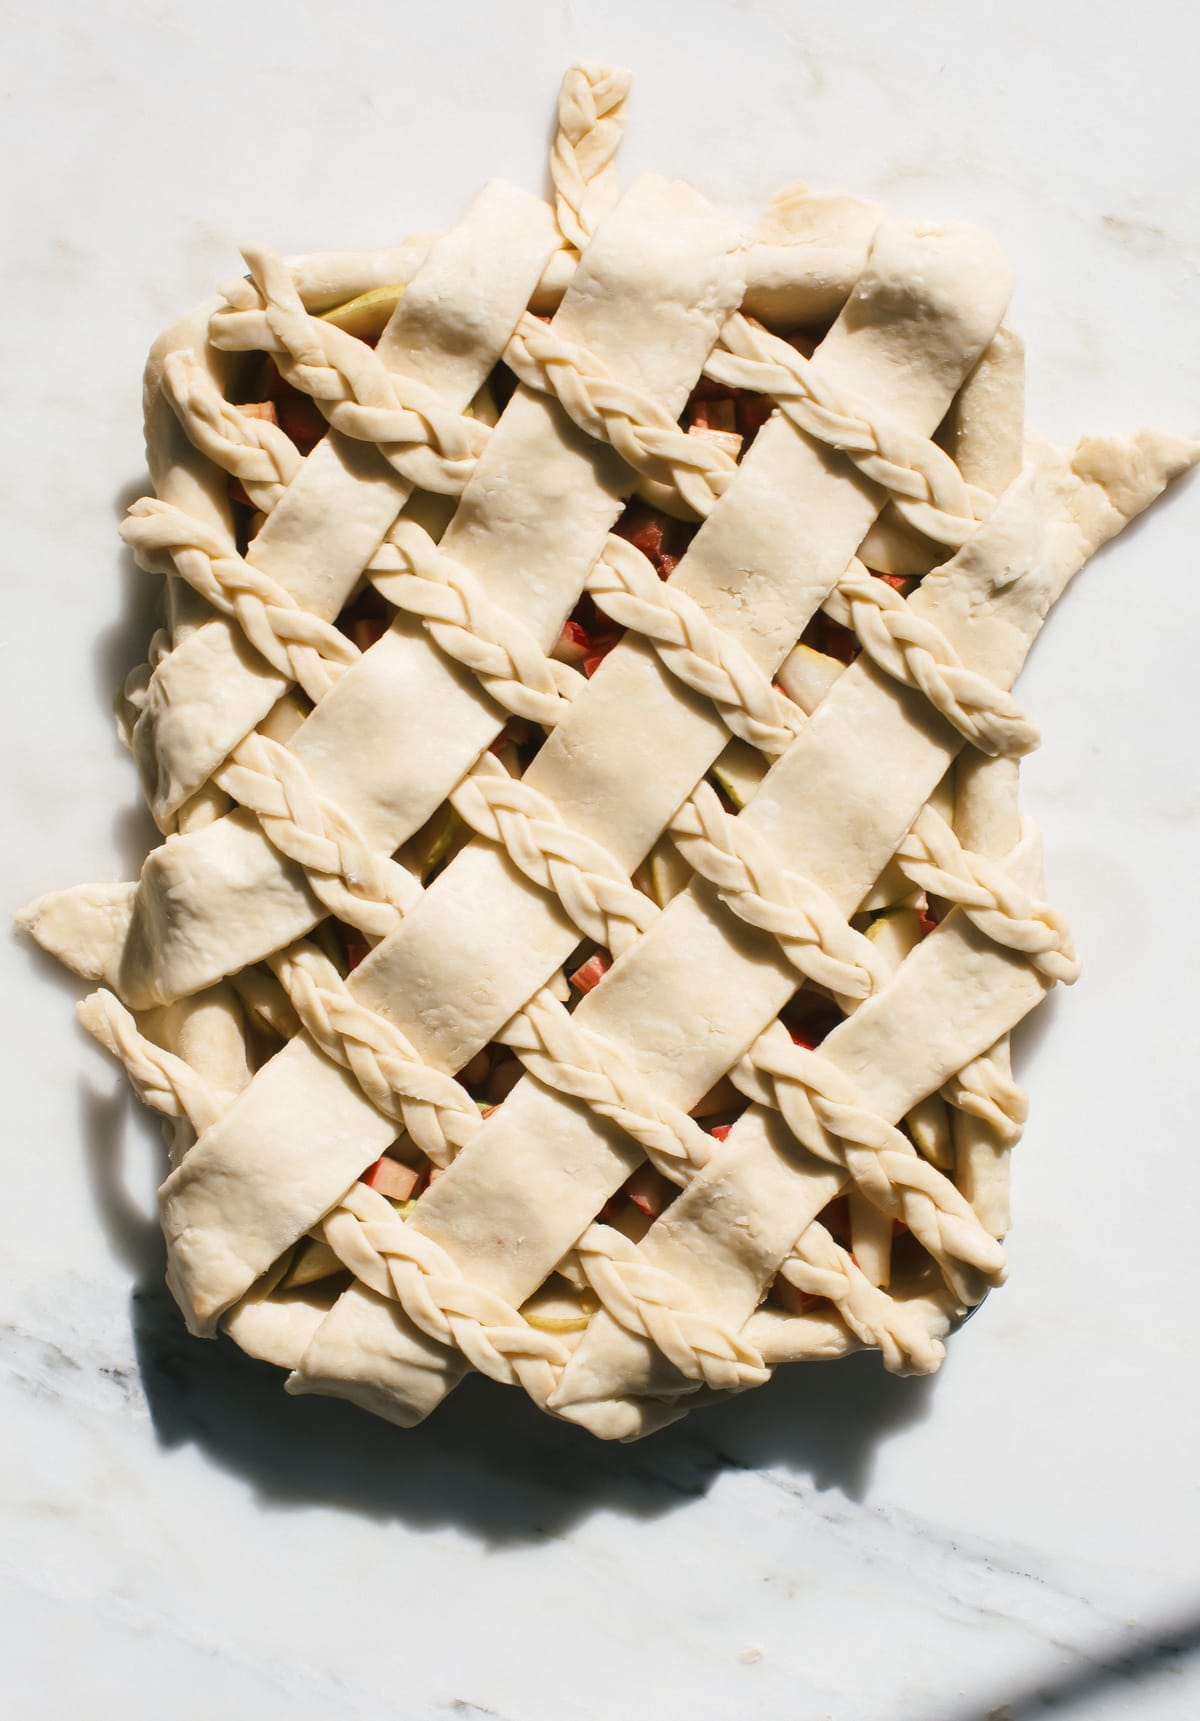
[[776, 640, 845, 716], [906, 1092, 953, 1170], [522, 1278, 598, 1334], [690, 1073, 741, 1118], [318, 283, 406, 340], [280, 1235, 344, 1289], [710, 739, 767, 811], [403, 801, 466, 881], [647, 839, 693, 908]]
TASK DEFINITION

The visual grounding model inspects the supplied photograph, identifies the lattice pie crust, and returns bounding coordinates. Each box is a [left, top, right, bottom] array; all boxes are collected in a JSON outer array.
[[20, 67, 1198, 1440]]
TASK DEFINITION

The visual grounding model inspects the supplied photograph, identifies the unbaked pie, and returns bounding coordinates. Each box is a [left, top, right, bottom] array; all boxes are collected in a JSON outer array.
[[20, 64, 1197, 1439]]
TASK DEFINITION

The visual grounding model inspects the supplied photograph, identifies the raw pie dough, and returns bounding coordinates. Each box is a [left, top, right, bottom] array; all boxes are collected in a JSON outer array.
[[20, 65, 1198, 1440]]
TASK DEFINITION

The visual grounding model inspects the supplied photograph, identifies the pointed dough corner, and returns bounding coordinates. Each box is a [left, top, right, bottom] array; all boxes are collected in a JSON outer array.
[[1070, 427, 1200, 527], [15, 883, 137, 986]]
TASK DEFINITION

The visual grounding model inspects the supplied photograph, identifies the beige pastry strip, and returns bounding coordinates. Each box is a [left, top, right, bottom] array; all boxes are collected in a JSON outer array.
[[35, 195, 880, 998], [133, 182, 560, 828], [92, 179, 744, 1008], [283, 189, 881, 327], [848, 323, 1026, 1282], [541, 441, 1200, 1428], [944, 751, 1027, 1235], [76, 984, 334, 1368], [140, 51, 623, 821], [551, 906, 1048, 1432], [153, 219, 1008, 1335], [293, 429, 1195, 1429]]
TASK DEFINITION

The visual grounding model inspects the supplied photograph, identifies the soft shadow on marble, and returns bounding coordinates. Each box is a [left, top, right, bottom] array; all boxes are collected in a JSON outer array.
[[72, 1067, 938, 1545]]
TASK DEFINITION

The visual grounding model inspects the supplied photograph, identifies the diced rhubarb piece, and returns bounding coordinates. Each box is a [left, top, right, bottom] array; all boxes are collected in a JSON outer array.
[[238, 400, 280, 425], [350, 617, 388, 650], [704, 398, 737, 434], [773, 1273, 822, 1317], [736, 394, 774, 442], [820, 1195, 852, 1245], [486, 1056, 523, 1106], [687, 424, 743, 460], [569, 950, 613, 994], [460, 1047, 492, 1090], [691, 1074, 741, 1118], [803, 610, 859, 666], [785, 330, 819, 359], [625, 1163, 674, 1219], [626, 517, 665, 563], [342, 931, 370, 971], [360, 1156, 420, 1201], [612, 501, 696, 581], [260, 363, 327, 454], [781, 989, 842, 1049], [877, 572, 911, 594], [917, 904, 940, 938], [503, 717, 533, 748], [552, 620, 592, 666], [709, 1122, 733, 1143]]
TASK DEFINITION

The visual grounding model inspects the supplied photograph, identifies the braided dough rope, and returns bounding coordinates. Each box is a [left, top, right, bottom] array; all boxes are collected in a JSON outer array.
[[366, 520, 585, 729], [77, 990, 226, 1140], [585, 535, 806, 754], [121, 497, 361, 705], [496, 986, 714, 1178], [823, 557, 1040, 758], [160, 349, 304, 513], [667, 780, 890, 1001], [502, 312, 738, 518], [735, 1023, 1005, 1303], [551, 63, 633, 251], [267, 941, 480, 1167], [896, 805, 1080, 982], [450, 757, 659, 958], [566, 1224, 771, 1392], [133, 183, 563, 828], [212, 734, 419, 941], [322, 1184, 571, 1402], [707, 313, 996, 548], [211, 247, 489, 495], [770, 1220, 948, 1375]]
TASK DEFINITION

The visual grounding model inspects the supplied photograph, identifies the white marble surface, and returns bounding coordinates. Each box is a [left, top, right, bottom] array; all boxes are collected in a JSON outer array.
[[3, 3, 1199, 1717]]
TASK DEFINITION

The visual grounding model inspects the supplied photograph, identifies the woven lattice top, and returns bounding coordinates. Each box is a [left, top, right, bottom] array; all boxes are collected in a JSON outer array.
[[20, 65, 1198, 1440]]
